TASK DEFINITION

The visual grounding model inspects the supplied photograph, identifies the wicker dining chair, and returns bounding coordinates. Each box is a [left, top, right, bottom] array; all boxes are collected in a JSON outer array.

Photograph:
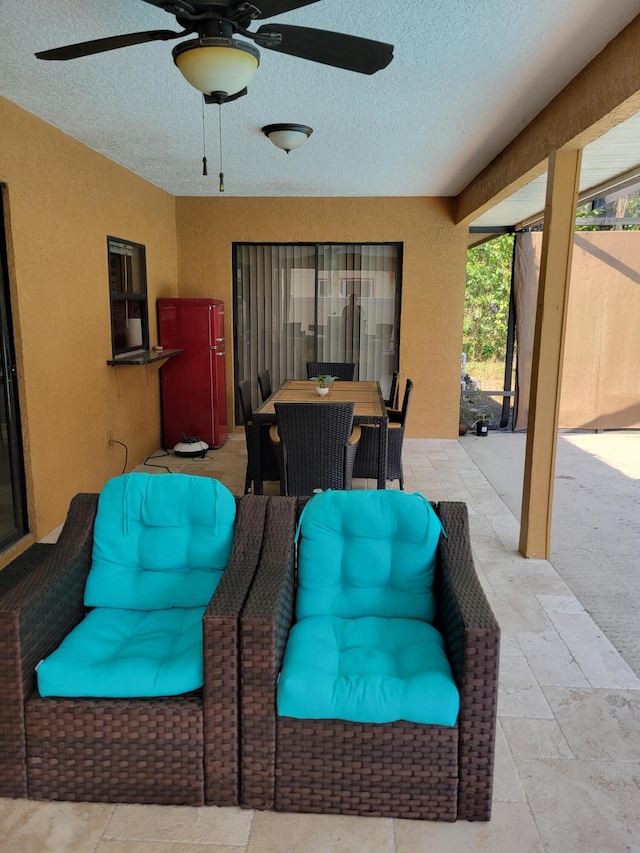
[[0, 475, 282, 808], [270, 402, 361, 496], [257, 369, 272, 402], [353, 378, 413, 488], [306, 361, 356, 381], [384, 370, 399, 409], [240, 496, 500, 821], [238, 380, 280, 495]]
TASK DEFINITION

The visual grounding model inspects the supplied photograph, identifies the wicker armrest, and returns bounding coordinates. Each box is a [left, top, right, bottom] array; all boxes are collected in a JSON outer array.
[[202, 494, 269, 805], [435, 501, 500, 821], [387, 408, 402, 423], [0, 544, 53, 596], [240, 495, 298, 810], [203, 496, 268, 624], [0, 493, 98, 798]]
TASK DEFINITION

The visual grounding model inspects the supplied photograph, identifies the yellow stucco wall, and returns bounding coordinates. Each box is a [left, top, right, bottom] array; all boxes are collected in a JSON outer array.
[[0, 97, 178, 542], [174, 196, 468, 441]]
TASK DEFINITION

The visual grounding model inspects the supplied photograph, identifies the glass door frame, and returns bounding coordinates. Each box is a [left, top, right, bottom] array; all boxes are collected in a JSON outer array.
[[0, 187, 29, 550], [232, 241, 403, 424]]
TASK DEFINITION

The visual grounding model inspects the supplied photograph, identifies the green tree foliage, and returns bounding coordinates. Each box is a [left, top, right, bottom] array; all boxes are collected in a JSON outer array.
[[576, 190, 640, 231], [463, 235, 513, 361]]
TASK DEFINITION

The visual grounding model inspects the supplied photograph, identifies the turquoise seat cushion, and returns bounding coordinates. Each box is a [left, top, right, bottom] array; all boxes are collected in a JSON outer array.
[[296, 490, 443, 622], [277, 615, 460, 726], [85, 473, 236, 610], [37, 606, 206, 698]]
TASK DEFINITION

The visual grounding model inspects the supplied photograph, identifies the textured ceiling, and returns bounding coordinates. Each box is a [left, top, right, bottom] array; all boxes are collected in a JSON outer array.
[[1, 0, 639, 211]]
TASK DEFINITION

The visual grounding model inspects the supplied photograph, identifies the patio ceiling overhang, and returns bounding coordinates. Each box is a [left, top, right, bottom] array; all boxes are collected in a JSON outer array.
[[469, 113, 640, 231], [3, 2, 640, 199], [457, 14, 640, 230]]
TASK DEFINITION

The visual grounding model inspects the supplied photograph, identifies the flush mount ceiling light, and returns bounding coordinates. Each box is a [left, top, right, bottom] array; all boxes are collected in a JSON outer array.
[[262, 124, 313, 153], [173, 37, 259, 101]]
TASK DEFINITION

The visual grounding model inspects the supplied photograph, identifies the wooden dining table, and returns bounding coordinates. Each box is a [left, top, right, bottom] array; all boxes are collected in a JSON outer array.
[[253, 379, 389, 490]]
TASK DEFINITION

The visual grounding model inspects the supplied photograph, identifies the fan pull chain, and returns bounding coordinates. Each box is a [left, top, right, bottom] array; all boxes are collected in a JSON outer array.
[[201, 96, 208, 176], [218, 103, 225, 193]]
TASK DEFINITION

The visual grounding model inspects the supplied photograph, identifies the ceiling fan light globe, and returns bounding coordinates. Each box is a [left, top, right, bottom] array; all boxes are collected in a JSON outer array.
[[173, 38, 259, 97], [262, 124, 313, 153]]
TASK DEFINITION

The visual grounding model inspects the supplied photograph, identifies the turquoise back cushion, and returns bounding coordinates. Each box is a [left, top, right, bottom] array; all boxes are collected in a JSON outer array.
[[296, 490, 443, 622], [85, 473, 236, 610]]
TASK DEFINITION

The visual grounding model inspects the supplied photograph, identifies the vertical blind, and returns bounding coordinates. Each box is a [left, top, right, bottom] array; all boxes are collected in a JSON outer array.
[[234, 243, 401, 417]]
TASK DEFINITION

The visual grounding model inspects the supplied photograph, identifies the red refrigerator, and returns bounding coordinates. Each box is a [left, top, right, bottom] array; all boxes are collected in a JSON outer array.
[[157, 297, 228, 449]]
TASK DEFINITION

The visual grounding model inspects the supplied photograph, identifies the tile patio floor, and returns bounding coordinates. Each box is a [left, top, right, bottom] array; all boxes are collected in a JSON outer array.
[[2, 432, 639, 852]]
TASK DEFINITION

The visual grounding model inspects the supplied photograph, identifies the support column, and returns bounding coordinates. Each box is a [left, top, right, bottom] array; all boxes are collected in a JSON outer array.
[[519, 148, 582, 558]]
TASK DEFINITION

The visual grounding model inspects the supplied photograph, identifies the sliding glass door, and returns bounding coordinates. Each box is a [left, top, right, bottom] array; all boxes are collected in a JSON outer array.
[[233, 243, 401, 417]]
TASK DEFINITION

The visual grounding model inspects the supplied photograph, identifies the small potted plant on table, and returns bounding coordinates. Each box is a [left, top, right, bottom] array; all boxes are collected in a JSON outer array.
[[310, 375, 337, 397]]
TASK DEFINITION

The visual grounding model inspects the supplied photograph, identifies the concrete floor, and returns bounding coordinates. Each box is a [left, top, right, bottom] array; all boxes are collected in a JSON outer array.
[[463, 429, 640, 677], [1, 432, 639, 851]]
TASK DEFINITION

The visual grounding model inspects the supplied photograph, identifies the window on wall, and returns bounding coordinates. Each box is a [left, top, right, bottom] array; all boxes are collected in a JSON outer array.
[[233, 243, 402, 417], [107, 237, 149, 357]]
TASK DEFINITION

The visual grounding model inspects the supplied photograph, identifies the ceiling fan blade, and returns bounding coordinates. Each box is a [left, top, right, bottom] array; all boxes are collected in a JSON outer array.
[[35, 29, 185, 61], [140, 0, 196, 12], [255, 24, 393, 74], [250, 0, 322, 19]]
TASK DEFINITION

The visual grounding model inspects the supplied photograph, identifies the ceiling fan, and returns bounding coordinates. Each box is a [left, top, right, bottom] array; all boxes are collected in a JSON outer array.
[[35, 0, 394, 104]]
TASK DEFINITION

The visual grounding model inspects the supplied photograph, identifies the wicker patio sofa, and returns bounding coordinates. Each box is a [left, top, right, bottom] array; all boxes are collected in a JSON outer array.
[[240, 498, 500, 821], [0, 486, 297, 807]]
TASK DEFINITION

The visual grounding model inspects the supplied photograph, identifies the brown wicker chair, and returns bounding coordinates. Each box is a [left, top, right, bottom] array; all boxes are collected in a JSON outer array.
[[353, 378, 413, 488], [0, 488, 279, 807], [270, 402, 361, 496], [238, 380, 280, 495], [240, 499, 500, 821], [0, 544, 53, 598], [306, 362, 356, 381]]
